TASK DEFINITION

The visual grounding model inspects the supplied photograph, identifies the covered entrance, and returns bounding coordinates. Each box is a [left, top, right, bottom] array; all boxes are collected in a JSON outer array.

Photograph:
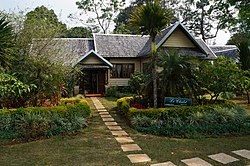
[[79, 68, 108, 94], [73, 50, 113, 96]]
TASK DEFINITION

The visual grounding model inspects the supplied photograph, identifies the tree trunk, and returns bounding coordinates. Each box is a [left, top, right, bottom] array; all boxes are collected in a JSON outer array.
[[151, 38, 157, 108], [200, 3, 205, 41], [247, 91, 250, 104]]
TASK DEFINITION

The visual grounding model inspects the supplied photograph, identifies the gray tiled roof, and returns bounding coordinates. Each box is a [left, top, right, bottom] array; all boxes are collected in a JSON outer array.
[[94, 34, 149, 57], [138, 23, 216, 59], [31, 38, 94, 65], [210, 45, 239, 61]]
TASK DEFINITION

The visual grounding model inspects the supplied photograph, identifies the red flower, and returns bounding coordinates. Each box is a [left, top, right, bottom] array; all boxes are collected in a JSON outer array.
[[131, 103, 146, 109]]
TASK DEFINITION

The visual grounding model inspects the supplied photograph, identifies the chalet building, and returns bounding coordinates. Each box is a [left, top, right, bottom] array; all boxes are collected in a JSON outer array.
[[31, 22, 238, 95]]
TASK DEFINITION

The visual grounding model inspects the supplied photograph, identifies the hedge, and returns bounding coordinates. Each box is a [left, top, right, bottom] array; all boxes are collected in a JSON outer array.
[[128, 104, 250, 137], [0, 99, 91, 140], [116, 96, 250, 137]]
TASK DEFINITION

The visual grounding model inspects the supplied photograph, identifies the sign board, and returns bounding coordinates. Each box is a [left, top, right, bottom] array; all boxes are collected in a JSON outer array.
[[164, 97, 192, 106]]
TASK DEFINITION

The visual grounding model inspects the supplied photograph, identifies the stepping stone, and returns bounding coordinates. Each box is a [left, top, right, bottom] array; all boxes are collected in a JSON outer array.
[[99, 112, 109, 115], [107, 125, 122, 130], [100, 114, 112, 118], [111, 130, 128, 136], [97, 107, 106, 109], [121, 144, 142, 152], [98, 109, 107, 112], [105, 122, 117, 126], [127, 154, 151, 163], [102, 117, 115, 121], [232, 149, 250, 159], [181, 157, 212, 166], [115, 137, 134, 143], [208, 153, 239, 164], [151, 161, 176, 166]]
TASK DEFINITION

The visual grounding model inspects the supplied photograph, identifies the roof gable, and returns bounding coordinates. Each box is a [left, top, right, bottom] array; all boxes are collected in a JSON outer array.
[[156, 22, 207, 55], [162, 28, 196, 48], [73, 50, 113, 68]]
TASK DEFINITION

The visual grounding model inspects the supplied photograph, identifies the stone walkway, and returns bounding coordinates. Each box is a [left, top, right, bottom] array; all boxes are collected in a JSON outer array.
[[91, 97, 250, 166], [91, 97, 151, 164]]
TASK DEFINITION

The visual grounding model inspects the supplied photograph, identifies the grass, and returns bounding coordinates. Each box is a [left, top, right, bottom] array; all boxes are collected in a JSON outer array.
[[99, 97, 250, 166], [1, 97, 249, 166], [0, 98, 133, 166]]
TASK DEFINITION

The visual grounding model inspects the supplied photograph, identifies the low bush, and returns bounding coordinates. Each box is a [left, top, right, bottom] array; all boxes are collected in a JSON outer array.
[[128, 103, 250, 137], [105, 86, 134, 98], [60, 98, 88, 105], [117, 96, 133, 115], [0, 101, 91, 140]]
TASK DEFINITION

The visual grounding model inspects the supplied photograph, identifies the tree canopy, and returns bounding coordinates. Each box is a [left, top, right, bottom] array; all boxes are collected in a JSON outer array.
[[0, 16, 15, 70], [76, 0, 125, 34]]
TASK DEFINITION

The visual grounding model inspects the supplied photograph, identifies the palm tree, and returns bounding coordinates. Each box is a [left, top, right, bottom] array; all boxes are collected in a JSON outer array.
[[157, 49, 198, 99], [129, 0, 173, 107], [0, 16, 14, 70]]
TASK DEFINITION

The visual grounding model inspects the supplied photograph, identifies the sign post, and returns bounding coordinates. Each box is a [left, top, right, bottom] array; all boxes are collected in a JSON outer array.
[[164, 97, 192, 106]]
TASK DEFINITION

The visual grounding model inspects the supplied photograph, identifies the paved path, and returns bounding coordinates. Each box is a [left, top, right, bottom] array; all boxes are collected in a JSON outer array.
[[91, 97, 250, 166]]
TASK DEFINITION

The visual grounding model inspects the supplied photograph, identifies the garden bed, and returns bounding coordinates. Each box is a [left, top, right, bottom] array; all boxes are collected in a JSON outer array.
[[116, 97, 250, 138], [0, 98, 91, 140]]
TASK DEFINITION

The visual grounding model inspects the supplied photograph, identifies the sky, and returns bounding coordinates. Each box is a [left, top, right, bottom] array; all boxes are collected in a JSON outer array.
[[0, 0, 231, 45]]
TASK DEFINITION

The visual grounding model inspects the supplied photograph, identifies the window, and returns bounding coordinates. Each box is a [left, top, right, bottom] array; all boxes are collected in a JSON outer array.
[[111, 64, 135, 78]]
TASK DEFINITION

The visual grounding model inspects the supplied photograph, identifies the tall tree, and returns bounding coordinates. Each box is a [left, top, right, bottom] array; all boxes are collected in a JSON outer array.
[[114, 0, 178, 34], [7, 9, 73, 106], [181, 0, 232, 41], [63, 27, 93, 38], [0, 16, 15, 70], [129, 0, 173, 107], [76, 0, 125, 34], [24, 6, 67, 40], [227, 0, 250, 33]]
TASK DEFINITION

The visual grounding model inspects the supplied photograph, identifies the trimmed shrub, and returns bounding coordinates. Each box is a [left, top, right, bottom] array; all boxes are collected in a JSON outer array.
[[117, 96, 133, 115], [128, 104, 250, 137], [60, 98, 88, 105], [0, 101, 91, 140]]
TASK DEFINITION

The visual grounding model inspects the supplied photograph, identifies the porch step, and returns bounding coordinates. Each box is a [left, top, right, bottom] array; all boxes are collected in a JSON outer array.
[[85, 94, 103, 97]]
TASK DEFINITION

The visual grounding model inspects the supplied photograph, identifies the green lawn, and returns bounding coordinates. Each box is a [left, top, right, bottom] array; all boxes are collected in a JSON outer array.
[[99, 97, 250, 166], [0, 98, 134, 166], [0, 97, 250, 166]]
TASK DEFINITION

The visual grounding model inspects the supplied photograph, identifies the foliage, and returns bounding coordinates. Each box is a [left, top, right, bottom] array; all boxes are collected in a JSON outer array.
[[13, 55, 72, 106], [24, 6, 67, 39], [128, 72, 145, 96], [227, 33, 250, 45], [237, 40, 250, 71], [196, 57, 241, 102], [157, 49, 198, 99], [180, 0, 231, 41], [60, 98, 88, 105], [114, 6, 133, 34], [129, 0, 173, 107], [116, 96, 133, 115], [105, 86, 118, 97], [128, 104, 250, 137], [113, 23, 131, 34], [63, 26, 92, 38], [5, 9, 75, 107], [105, 86, 134, 98], [0, 101, 90, 140], [226, 0, 250, 33], [0, 73, 36, 108], [75, 0, 125, 33], [0, 16, 15, 70]]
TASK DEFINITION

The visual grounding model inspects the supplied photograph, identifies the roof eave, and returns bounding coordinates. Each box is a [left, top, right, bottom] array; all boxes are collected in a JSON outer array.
[[73, 50, 113, 68]]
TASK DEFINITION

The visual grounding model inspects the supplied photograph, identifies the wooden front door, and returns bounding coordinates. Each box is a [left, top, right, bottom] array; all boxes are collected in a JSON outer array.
[[80, 69, 107, 94]]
